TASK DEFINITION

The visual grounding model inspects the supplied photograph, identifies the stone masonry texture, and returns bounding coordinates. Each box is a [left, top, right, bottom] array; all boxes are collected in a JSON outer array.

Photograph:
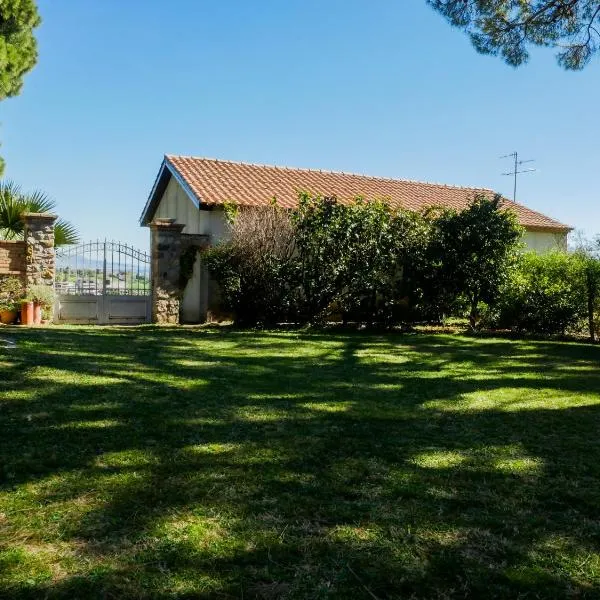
[[150, 219, 186, 324], [0, 241, 26, 276], [23, 213, 57, 291]]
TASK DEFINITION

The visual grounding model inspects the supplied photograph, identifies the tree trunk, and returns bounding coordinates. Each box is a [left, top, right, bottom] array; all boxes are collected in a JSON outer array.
[[469, 295, 479, 331], [588, 286, 596, 344]]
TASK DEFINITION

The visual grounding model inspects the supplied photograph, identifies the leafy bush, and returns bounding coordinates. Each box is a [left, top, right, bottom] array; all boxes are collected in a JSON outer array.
[[27, 284, 55, 308], [204, 193, 524, 329], [495, 251, 587, 334], [203, 204, 297, 326], [417, 194, 522, 326], [571, 240, 600, 342], [205, 195, 435, 327], [342, 204, 431, 326], [0, 276, 24, 311], [293, 194, 430, 325]]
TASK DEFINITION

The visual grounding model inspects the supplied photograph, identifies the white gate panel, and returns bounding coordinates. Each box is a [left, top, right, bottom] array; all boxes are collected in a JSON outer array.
[[105, 296, 151, 324], [55, 241, 151, 325], [55, 296, 101, 324]]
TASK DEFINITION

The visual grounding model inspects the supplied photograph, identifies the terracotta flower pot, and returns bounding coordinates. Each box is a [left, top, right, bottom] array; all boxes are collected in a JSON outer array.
[[33, 302, 42, 325], [0, 309, 17, 325], [21, 301, 34, 326]]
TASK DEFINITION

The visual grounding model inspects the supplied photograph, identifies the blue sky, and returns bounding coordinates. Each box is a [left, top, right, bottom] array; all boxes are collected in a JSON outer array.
[[1, 0, 598, 250]]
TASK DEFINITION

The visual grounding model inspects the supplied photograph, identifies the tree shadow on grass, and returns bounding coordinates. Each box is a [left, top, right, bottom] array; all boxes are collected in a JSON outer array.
[[2, 327, 600, 598]]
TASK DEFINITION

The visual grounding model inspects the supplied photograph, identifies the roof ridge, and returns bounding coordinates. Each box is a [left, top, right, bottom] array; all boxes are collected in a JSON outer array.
[[165, 154, 495, 193]]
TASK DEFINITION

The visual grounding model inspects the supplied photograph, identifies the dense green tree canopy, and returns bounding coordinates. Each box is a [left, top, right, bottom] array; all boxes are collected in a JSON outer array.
[[0, 0, 41, 174], [0, 0, 40, 100], [428, 0, 600, 69], [419, 194, 522, 327]]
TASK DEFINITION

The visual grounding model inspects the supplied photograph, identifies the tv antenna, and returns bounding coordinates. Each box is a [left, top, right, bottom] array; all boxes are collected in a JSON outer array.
[[500, 151, 536, 202]]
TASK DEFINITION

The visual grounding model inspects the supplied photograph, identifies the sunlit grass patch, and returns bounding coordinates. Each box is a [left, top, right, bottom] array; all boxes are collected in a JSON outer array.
[[300, 401, 353, 413], [185, 442, 241, 455], [94, 450, 158, 469], [171, 358, 220, 369], [55, 419, 122, 430], [413, 446, 543, 478], [328, 524, 381, 543], [0, 389, 38, 401], [28, 366, 128, 387], [149, 513, 231, 550], [412, 450, 466, 470], [494, 456, 542, 475], [424, 387, 600, 413], [0, 546, 60, 587]]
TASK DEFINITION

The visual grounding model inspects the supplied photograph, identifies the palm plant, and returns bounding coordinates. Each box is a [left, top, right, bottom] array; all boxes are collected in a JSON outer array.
[[0, 181, 79, 246]]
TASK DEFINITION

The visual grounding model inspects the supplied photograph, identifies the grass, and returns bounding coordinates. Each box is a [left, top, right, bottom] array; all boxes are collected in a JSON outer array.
[[1, 326, 600, 598]]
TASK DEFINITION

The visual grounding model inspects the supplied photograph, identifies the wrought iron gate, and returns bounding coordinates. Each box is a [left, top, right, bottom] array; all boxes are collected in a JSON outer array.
[[54, 241, 151, 324]]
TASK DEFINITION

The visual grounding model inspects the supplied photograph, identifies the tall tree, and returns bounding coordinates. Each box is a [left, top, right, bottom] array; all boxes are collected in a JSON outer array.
[[428, 1, 600, 69], [0, 0, 41, 174], [424, 194, 522, 328]]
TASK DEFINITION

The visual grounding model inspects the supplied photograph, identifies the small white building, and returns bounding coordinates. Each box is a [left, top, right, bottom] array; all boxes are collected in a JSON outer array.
[[140, 155, 572, 323]]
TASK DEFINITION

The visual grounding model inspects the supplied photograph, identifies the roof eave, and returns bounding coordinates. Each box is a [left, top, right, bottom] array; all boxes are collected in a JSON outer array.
[[139, 157, 202, 226], [524, 225, 573, 234]]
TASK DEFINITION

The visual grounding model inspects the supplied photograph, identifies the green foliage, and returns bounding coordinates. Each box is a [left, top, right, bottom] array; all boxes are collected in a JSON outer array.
[[222, 200, 239, 225], [179, 246, 199, 292], [26, 283, 54, 308], [0, 0, 41, 174], [572, 237, 600, 341], [292, 194, 349, 322], [343, 203, 431, 325], [420, 194, 522, 327], [496, 251, 588, 334], [293, 193, 430, 325], [490, 241, 600, 341], [428, 0, 600, 70], [0, 181, 79, 246], [205, 193, 522, 328], [581, 255, 600, 341], [0, 0, 40, 100], [203, 204, 297, 326], [205, 195, 433, 327], [0, 275, 24, 311]]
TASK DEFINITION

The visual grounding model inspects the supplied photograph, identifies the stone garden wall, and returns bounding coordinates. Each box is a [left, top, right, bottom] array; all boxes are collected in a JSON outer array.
[[150, 219, 210, 324], [0, 214, 57, 305], [22, 213, 57, 290]]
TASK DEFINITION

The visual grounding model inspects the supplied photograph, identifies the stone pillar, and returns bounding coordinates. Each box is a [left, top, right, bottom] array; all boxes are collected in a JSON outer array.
[[150, 218, 185, 324], [23, 213, 57, 290]]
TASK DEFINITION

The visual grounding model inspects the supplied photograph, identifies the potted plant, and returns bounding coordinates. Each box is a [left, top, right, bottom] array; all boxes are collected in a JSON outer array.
[[27, 284, 55, 325], [0, 299, 19, 324], [20, 297, 34, 325], [0, 276, 24, 325]]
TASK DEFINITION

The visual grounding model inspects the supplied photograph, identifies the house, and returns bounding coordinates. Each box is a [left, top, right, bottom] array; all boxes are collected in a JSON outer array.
[[140, 155, 572, 323]]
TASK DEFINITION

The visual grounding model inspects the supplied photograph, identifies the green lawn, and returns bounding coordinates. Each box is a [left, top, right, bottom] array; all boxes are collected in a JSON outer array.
[[2, 327, 600, 599]]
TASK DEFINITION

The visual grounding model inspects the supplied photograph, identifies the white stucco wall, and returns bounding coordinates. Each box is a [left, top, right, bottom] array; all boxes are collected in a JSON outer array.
[[153, 177, 229, 239], [522, 230, 568, 253]]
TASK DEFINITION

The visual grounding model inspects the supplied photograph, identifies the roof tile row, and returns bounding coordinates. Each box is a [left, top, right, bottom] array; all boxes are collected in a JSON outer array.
[[164, 155, 571, 232]]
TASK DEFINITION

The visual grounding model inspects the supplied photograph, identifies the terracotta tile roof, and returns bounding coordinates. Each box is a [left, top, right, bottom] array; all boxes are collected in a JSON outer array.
[[161, 156, 571, 232]]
